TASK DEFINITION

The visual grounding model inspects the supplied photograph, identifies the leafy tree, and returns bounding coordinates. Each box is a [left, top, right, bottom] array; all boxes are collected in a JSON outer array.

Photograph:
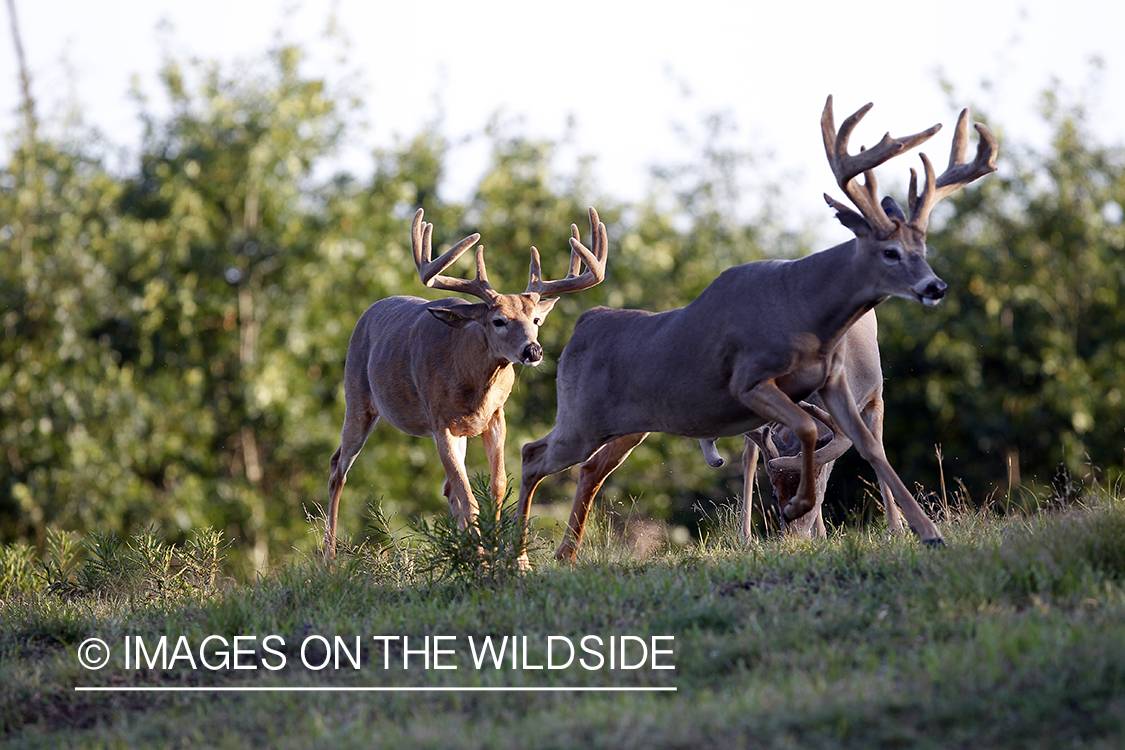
[[0, 134, 155, 544], [873, 87, 1125, 507], [112, 44, 354, 569]]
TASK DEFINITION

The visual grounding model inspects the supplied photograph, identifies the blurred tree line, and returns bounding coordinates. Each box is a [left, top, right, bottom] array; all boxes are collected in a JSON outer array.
[[2, 39, 1122, 568]]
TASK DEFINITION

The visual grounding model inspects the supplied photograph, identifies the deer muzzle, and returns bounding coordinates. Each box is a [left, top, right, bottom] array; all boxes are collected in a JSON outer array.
[[521, 342, 544, 366], [915, 277, 948, 307]]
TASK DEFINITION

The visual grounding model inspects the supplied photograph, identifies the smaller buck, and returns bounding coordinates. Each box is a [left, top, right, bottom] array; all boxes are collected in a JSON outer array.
[[699, 310, 901, 538], [323, 208, 609, 560]]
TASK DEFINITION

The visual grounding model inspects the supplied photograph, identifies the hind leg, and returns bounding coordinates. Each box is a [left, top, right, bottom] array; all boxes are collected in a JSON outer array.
[[863, 393, 903, 532], [556, 433, 650, 562], [516, 428, 614, 569], [325, 405, 380, 562]]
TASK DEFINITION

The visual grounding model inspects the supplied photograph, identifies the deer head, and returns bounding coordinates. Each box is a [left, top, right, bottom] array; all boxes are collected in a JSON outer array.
[[411, 207, 609, 366], [821, 96, 997, 306]]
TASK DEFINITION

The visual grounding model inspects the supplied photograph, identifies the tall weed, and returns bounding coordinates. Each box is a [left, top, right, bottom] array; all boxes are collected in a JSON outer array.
[[408, 473, 532, 584], [8, 526, 230, 603], [0, 542, 36, 597]]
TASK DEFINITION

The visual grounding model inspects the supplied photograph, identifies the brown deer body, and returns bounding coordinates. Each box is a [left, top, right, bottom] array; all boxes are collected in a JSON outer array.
[[516, 97, 996, 566], [324, 208, 608, 560]]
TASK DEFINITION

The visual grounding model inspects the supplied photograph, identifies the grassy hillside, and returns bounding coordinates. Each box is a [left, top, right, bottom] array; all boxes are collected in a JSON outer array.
[[2, 490, 1124, 749]]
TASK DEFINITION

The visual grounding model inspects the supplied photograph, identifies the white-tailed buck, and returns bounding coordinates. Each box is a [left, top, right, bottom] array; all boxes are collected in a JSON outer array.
[[698, 310, 902, 539], [516, 96, 996, 565], [324, 208, 609, 561]]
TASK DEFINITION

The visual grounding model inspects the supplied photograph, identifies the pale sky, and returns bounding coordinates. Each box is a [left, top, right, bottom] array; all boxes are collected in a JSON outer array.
[[3, 0, 1123, 238]]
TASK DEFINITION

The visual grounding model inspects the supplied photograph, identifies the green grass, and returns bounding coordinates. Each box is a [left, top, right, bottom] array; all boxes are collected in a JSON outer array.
[[3, 489, 1125, 749]]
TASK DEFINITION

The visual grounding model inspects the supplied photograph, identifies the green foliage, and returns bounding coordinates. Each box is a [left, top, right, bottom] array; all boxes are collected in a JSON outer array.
[[0, 542, 35, 597], [327, 473, 540, 587], [0, 136, 152, 542], [34, 527, 79, 595], [6, 526, 229, 604], [1, 26, 1122, 561]]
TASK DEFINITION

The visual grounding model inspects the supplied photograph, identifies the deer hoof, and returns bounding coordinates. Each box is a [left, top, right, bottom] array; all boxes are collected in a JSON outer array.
[[554, 544, 579, 564], [516, 553, 532, 572], [922, 537, 947, 549]]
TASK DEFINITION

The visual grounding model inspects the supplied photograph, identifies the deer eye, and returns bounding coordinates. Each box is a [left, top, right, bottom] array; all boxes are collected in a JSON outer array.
[[533, 317, 542, 326], [883, 248, 902, 262], [492, 318, 508, 328]]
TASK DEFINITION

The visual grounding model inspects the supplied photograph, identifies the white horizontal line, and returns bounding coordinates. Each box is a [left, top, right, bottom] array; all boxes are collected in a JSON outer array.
[[75, 686, 676, 693]]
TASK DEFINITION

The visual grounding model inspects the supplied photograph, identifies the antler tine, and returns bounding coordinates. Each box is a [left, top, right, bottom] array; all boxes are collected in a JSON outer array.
[[822, 95, 942, 237], [908, 109, 998, 232], [410, 208, 497, 302], [525, 207, 609, 298], [757, 425, 782, 463]]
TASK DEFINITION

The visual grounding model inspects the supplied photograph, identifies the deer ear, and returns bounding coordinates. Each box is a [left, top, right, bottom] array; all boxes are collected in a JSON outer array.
[[427, 303, 488, 328], [833, 206, 875, 238], [535, 296, 560, 315], [881, 195, 907, 222]]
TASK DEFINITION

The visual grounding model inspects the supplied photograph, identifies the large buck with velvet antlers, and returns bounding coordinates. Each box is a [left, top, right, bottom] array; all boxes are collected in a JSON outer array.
[[516, 96, 996, 566], [323, 208, 608, 560]]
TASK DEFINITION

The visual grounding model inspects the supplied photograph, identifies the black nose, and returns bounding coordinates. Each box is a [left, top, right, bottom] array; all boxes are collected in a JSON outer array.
[[522, 343, 543, 364], [924, 279, 947, 300]]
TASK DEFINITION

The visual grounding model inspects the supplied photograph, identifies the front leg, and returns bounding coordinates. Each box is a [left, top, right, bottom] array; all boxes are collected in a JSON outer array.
[[739, 379, 820, 520], [434, 429, 477, 528], [818, 371, 944, 545], [480, 408, 507, 520]]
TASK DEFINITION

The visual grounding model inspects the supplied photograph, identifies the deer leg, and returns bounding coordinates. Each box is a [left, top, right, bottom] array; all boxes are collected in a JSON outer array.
[[515, 436, 552, 570], [815, 491, 828, 537], [819, 372, 944, 546], [516, 429, 616, 569], [768, 453, 832, 539], [556, 432, 649, 562], [739, 380, 820, 521], [480, 409, 507, 520], [741, 435, 759, 541], [434, 430, 477, 529], [441, 436, 468, 501], [804, 459, 833, 538], [325, 407, 380, 562], [863, 394, 903, 532]]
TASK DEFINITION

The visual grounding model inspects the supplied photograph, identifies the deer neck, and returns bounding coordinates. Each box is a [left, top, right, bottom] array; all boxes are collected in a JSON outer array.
[[461, 326, 515, 385], [433, 327, 515, 428], [789, 240, 887, 353]]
